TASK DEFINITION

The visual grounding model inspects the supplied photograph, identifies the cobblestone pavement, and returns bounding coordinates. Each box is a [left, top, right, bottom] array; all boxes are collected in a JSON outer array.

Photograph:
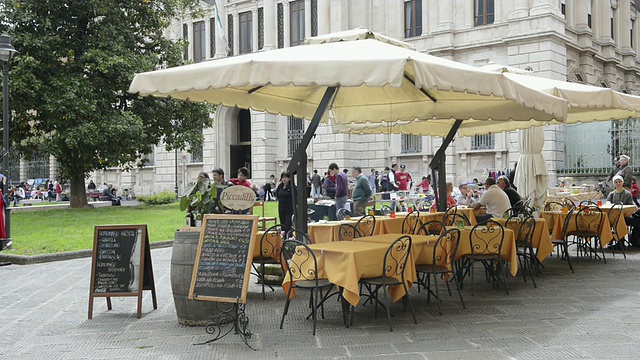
[[1, 245, 640, 359]]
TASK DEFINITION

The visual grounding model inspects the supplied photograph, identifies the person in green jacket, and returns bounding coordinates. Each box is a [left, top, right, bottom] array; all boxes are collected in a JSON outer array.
[[351, 166, 372, 216]]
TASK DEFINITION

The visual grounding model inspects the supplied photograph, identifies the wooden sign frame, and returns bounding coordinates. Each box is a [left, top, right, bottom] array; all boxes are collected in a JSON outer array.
[[88, 224, 157, 319], [188, 214, 258, 303]]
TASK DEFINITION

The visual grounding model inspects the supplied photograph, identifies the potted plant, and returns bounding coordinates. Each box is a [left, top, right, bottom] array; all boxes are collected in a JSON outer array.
[[171, 175, 230, 326]]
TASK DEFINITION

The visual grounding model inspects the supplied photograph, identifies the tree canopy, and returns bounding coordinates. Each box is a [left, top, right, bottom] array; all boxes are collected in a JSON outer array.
[[1, 0, 213, 207]]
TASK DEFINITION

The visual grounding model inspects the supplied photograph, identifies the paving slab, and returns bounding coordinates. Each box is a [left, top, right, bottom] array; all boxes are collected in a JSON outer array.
[[3, 246, 640, 359]]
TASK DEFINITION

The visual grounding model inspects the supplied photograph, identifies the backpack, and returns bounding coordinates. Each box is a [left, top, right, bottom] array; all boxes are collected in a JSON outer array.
[[380, 171, 390, 192]]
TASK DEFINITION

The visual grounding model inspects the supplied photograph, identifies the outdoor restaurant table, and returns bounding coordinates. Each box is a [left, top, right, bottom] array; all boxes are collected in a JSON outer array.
[[492, 218, 554, 262], [598, 203, 638, 225], [541, 210, 619, 247], [281, 241, 415, 307], [353, 234, 441, 266], [307, 219, 365, 243], [448, 226, 518, 276]]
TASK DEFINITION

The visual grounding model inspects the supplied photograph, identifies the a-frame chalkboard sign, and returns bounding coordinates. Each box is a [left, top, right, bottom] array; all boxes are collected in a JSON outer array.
[[88, 225, 157, 319]]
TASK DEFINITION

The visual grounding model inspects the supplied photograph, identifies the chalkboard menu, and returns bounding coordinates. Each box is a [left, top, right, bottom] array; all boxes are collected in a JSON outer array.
[[88, 225, 157, 319], [189, 214, 258, 303]]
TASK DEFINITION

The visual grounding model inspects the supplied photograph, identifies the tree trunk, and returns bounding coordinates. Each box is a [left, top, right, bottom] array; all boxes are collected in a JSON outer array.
[[69, 175, 89, 208]]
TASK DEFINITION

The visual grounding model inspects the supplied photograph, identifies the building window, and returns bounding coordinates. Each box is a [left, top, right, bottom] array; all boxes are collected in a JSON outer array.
[[470, 134, 495, 150], [239, 11, 253, 54], [287, 116, 305, 158], [258, 7, 264, 50], [474, 0, 495, 26], [190, 144, 203, 163], [401, 134, 422, 154], [560, 0, 566, 16], [277, 3, 284, 48], [182, 23, 188, 61], [27, 152, 50, 180], [611, 7, 615, 40], [290, 0, 305, 47], [404, 0, 422, 38], [193, 21, 206, 63], [143, 150, 155, 167], [632, 19, 635, 48], [209, 17, 216, 57], [311, 0, 318, 36], [227, 14, 234, 56], [587, 0, 592, 28]]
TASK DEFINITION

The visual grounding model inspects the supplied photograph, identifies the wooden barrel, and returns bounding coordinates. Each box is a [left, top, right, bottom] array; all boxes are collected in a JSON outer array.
[[170, 230, 220, 326]]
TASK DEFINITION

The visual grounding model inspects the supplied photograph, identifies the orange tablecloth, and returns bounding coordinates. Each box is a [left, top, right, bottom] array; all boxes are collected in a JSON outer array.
[[282, 241, 416, 307], [450, 226, 518, 276], [307, 219, 362, 243], [541, 211, 618, 246], [492, 218, 554, 262], [598, 205, 637, 238]]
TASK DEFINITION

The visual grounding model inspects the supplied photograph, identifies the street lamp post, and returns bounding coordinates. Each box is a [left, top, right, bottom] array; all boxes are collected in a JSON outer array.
[[171, 120, 178, 198], [0, 35, 18, 251]]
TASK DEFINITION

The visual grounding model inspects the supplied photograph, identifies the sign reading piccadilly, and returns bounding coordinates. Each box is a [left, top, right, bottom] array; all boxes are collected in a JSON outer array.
[[219, 186, 257, 210]]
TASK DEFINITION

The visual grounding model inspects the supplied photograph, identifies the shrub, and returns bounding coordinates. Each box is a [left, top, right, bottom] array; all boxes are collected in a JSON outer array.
[[137, 191, 176, 205]]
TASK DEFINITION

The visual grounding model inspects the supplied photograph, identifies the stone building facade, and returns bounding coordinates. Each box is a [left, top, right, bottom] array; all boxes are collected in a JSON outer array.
[[28, 0, 638, 195]]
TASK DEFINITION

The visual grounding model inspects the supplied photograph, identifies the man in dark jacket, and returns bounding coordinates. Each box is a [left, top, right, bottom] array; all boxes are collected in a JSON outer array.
[[497, 176, 521, 208]]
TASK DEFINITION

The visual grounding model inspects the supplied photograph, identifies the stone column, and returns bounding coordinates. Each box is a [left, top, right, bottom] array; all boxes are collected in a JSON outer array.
[[574, 0, 589, 30], [233, 12, 239, 55], [204, 11, 211, 60], [513, 0, 529, 19], [599, 0, 613, 40], [619, 0, 631, 51], [305, 0, 312, 37], [263, 0, 276, 50], [214, 3, 227, 58], [530, 0, 562, 16], [437, 0, 453, 31], [252, 9, 259, 52], [317, 0, 330, 35], [283, 1, 290, 46]]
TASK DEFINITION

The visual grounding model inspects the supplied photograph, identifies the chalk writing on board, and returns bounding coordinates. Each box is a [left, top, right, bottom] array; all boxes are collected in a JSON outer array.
[[93, 228, 142, 293]]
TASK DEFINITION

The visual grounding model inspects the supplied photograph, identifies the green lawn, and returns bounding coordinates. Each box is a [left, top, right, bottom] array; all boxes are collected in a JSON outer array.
[[8, 201, 280, 256]]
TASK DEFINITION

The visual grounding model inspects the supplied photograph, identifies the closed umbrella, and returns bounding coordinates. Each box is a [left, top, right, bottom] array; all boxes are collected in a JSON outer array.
[[514, 126, 548, 210]]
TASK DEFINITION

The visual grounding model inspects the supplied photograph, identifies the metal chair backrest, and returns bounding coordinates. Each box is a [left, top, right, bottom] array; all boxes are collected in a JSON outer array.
[[417, 198, 433, 211], [379, 205, 392, 216], [355, 215, 376, 237], [338, 223, 361, 241], [510, 199, 535, 217], [579, 200, 597, 207], [607, 202, 623, 231], [469, 220, 505, 256], [506, 215, 535, 248], [544, 201, 564, 211], [286, 229, 312, 245], [402, 209, 421, 234], [281, 239, 320, 284], [380, 235, 412, 284], [433, 228, 461, 270], [416, 220, 446, 235], [336, 208, 349, 221], [562, 198, 576, 210], [560, 208, 575, 240], [571, 205, 603, 237], [443, 211, 471, 227], [259, 224, 286, 260]]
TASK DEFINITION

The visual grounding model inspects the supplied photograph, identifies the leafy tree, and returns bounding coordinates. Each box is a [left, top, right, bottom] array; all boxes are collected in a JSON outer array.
[[1, 0, 213, 207]]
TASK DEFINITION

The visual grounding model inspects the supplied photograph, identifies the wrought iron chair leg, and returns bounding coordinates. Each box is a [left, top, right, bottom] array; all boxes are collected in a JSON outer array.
[[433, 273, 442, 315], [382, 286, 393, 331]]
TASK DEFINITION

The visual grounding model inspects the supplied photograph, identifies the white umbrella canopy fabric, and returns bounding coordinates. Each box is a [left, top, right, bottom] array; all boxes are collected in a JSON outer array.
[[129, 36, 568, 134], [513, 126, 549, 210]]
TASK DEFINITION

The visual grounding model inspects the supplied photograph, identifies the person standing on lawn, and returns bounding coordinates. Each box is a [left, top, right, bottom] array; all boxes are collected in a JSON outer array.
[[276, 172, 295, 233]]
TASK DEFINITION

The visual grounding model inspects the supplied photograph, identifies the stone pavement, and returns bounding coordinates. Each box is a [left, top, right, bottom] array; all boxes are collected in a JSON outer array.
[[2, 245, 640, 359]]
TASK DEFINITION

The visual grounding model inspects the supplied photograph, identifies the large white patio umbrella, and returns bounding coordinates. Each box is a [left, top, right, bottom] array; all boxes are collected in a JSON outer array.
[[129, 29, 568, 230]]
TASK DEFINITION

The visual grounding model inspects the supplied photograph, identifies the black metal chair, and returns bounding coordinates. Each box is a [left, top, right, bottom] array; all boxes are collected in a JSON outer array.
[[463, 220, 508, 295], [416, 220, 446, 236], [550, 208, 576, 273], [286, 229, 313, 245], [568, 205, 605, 263], [251, 223, 286, 300], [544, 201, 564, 212], [510, 199, 535, 217], [415, 228, 464, 315], [562, 198, 577, 210], [336, 208, 350, 221], [355, 215, 376, 237], [279, 239, 334, 335], [379, 205, 392, 216], [507, 215, 537, 288], [607, 202, 627, 259], [443, 207, 471, 227], [357, 235, 416, 331], [402, 209, 421, 234], [337, 223, 361, 242]]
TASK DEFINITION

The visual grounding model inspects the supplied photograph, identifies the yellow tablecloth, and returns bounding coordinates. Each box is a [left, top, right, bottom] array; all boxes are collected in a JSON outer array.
[[541, 211, 618, 246], [282, 241, 415, 307], [598, 204, 637, 225], [353, 234, 441, 266], [450, 226, 518, 277], [307, 219, 362, 243], [492, 218, 554, 262]]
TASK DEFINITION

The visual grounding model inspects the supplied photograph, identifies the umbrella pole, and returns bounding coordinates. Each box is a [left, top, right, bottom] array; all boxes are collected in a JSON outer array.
[[429, 119, 462, 212], [287, 86, 337, 234]]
